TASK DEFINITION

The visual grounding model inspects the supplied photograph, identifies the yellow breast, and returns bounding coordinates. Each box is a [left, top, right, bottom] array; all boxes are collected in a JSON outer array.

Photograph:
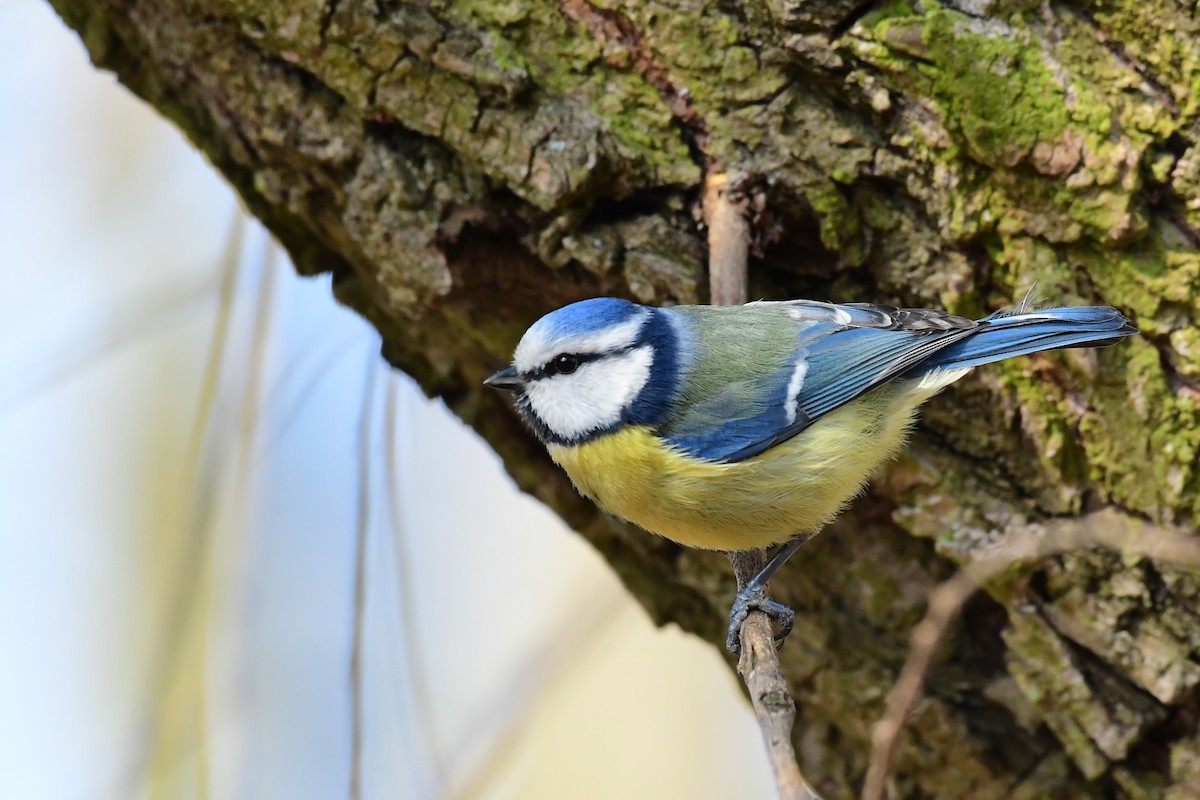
[[546, 384, 930, 550]]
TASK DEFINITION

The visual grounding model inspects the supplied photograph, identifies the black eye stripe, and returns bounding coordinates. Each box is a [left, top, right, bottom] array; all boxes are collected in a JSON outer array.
[[524, 347, 634, 381]]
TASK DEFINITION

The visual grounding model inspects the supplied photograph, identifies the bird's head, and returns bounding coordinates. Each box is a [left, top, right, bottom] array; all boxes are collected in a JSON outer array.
[[485, 298, 678, 445]]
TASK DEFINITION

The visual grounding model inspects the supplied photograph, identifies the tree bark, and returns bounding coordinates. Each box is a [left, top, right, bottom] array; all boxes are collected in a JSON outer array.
[[48, 0, 1200, 795]]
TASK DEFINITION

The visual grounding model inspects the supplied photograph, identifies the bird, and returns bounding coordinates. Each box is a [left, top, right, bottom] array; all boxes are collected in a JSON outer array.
[[484, 295, 1137, 651]]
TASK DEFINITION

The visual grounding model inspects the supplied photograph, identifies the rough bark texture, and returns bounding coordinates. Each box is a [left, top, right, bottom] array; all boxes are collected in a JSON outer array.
[[48, 0, 1200, 796]]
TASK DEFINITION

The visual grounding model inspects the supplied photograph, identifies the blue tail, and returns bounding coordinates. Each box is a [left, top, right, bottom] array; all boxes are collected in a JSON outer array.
[[919, 306, 1137, 371]]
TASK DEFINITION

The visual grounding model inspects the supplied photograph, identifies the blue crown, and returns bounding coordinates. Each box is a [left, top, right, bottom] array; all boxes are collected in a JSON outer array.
[[531, 297, 641, 340]]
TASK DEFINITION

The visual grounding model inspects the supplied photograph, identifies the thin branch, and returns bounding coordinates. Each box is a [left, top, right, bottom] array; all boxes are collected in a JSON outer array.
[[350, 353, 379, 800], [382, 377, 450, 793], [731, 553, 824, 800], [181, 211, 245, 483], [204, 235, 278, 800], [704, 172, 749, 307], [861, 510, 1200, 800], [707, 174, 821, 800], [115, 210, 245, 800], [146, 230, 274, 798]]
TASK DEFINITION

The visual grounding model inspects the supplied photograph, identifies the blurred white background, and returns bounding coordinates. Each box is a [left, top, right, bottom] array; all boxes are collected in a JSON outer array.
[[0, 4, 775, 799]]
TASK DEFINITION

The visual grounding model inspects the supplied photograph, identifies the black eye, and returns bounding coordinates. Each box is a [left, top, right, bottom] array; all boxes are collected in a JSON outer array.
[[551, 354, 580, 375]]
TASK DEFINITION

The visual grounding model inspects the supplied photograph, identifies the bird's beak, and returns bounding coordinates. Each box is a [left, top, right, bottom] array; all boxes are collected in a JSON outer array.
[[484, 366, 523, 392]]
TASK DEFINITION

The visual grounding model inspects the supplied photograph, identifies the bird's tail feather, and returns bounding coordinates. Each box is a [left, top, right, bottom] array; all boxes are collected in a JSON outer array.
[[920, 306, 1137, 371]]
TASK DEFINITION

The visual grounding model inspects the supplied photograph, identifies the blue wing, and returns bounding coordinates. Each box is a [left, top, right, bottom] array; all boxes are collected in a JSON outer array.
[[659, 301, 978, 462], [659, 300, 1134, 464]]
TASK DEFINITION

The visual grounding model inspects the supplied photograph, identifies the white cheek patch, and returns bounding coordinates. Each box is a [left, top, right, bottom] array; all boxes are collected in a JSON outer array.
[[524, 346, 654, 441], [514, 311, 649, 374]]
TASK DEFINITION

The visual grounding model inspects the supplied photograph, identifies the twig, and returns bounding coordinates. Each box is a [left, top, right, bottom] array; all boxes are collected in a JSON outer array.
[[862, 509, 1200, 800], [350, 354, 379, 800], [383, 378, 451, 792], [704, 172, 749, 307], [730, 553, 824, 800], [114, 211, 243, 800], [707, 173, 821, 800]]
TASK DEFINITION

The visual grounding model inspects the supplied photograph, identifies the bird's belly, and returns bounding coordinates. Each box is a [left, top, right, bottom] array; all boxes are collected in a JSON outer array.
[[547, 384, 929, 551]]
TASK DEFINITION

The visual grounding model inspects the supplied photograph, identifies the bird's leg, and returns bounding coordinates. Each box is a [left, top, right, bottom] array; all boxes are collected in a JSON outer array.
[[726, 535, 814, 653]]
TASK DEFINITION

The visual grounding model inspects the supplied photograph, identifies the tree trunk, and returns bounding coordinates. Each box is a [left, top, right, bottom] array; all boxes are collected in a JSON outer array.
[[48, 0, 1200, 795]]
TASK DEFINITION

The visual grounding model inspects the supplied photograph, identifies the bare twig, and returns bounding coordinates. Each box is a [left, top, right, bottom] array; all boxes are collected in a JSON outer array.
[[125, 218, 260, 800], [115, 211, 243, 798], [862, 510, 1200, 800], [382, 377, 450, 792], [350, 354, 379, 800], [208, 237, 278, 800], [704, 172, 749, 307], [730, 553, 824, 800], [707, 175, 821, 800], [738, 619, 823, 800]]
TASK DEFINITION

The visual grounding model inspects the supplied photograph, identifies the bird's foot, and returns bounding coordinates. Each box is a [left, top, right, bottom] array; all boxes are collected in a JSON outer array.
[[726, 583, 795, 654]]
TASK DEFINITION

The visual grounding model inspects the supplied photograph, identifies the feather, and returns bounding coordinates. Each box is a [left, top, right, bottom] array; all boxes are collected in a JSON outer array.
[[657, 303, 977, 462], [654, 301, 1133, 464], [547, 380, 926, 549], [916, 306, 1137, 371], [497, 295, 1137, 552]]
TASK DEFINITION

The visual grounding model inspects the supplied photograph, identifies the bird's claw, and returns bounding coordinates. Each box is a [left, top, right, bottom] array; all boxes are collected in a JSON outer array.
[[726, 583, 795, 654]]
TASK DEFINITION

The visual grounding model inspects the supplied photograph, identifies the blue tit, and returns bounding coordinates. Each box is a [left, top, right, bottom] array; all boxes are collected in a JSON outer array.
[[485, 296, 1136, 649]]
